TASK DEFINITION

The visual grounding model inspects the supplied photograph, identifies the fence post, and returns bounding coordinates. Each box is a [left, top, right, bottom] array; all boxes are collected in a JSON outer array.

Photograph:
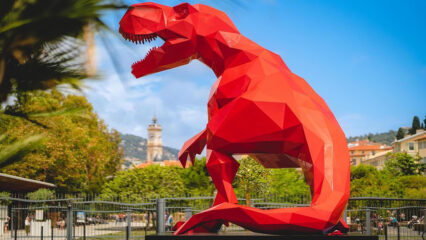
[[156, 198, 165, 234], [51, 225, 53, 240], [184, 208, 192, 221], [66, 203, 72, 240], [397, 224, 400, 240], [384, 224, 387, 240], [126, 210, 131, 240], [343, 210, 347, 224], [41, 226, 43, 240], [366, 208, 371, 235], [83, 222, 86, 240], [423, 209, 426, 237], [14, 210, 17, 240]]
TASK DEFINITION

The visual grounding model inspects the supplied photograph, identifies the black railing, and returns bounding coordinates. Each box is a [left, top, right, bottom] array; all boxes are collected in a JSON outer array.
[[0, 195, 424, 239]]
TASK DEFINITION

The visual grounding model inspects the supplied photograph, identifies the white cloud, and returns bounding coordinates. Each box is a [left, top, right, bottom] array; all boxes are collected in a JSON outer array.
[[82, 50, 214, 150]]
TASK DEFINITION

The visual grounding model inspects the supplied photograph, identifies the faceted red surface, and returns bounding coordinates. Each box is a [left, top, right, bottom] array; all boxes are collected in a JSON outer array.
[[119, 2, 350, 235]]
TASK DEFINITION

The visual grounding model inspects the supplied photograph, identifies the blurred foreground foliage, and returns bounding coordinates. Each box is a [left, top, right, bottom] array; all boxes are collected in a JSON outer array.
[[0, 0, 124, 171], [0, 90, 123, 193], [0, 0, 124, 102]]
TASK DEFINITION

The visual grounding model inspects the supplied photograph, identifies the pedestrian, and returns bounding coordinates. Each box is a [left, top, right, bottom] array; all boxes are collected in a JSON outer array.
[[165, 212, 173, 231], [3, 216, 9, 233], [57, 218, 61, 229], [400, 212, 405, 222], [25, 216, 31, 236]]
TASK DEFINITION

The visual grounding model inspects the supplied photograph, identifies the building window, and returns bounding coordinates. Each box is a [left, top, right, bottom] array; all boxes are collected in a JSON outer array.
[[408, 142, 414, 151], [419, 141, 425, 149], [351, 159, 357, 166], [372, 151, 376, 156]]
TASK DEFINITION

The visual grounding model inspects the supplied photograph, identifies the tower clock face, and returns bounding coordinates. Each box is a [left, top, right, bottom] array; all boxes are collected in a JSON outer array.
[[149, 134, 154, 140]]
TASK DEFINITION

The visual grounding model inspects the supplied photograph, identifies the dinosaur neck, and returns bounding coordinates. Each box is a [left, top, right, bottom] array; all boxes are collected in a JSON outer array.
[[197, 50, 226, 77], [196, 33, 261, 78]]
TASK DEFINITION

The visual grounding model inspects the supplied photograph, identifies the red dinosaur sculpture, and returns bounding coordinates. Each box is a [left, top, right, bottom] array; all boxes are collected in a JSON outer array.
[[119, 2, 350, 235]]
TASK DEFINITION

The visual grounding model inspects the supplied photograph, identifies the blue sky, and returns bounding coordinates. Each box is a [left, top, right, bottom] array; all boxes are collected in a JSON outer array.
[[83, 0, 426, 149]]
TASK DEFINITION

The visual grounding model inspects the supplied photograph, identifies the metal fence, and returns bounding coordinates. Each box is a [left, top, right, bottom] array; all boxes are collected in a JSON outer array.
[[0, 195, 424, 240]]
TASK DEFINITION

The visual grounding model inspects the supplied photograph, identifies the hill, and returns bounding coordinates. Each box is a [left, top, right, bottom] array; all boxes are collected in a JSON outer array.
[[119, 133, 179, 169], [346, 130, 397, 145]]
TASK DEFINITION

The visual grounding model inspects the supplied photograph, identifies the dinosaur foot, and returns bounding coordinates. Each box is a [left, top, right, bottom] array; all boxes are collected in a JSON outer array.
[[174, 203, 237, 235], [180, 220, 227, 235]]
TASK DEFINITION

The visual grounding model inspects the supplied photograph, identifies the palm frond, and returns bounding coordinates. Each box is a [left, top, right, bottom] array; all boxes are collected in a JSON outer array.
[[0, 134, 44, 168]]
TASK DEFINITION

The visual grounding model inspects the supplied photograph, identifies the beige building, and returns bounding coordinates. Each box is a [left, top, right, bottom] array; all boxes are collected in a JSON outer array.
[[138, 117, 184, 168], [348, 139, 392, 167], [393, 129, 426, 163], [146, 116, 163, 163], [362, 151, 391, 170]]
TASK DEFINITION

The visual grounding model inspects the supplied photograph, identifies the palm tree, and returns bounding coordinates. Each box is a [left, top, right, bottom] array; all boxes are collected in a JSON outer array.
[[0, 0, 124, 102], [0, 0, 124, 168]]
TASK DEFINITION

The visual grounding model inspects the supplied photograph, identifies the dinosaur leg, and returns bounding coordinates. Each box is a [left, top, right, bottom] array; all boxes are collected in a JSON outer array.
[[206, 149, 239, 206], [177, 149, 239, 234], [175, 134, 350, 234]]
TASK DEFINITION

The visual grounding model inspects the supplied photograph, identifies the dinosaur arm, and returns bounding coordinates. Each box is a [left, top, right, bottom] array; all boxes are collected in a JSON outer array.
[[178, 128, 207, 167]]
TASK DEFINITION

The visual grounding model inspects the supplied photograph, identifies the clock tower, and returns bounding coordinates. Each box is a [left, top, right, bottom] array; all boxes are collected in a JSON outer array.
[[147, 116, 163, 163]]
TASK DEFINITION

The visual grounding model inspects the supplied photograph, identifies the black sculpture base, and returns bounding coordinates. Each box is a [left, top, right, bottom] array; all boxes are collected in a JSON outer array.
[[146, 232, 378, 240]]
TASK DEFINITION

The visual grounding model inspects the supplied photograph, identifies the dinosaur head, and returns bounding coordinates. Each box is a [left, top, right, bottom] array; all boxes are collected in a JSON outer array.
[[119, 2, 198, 78]]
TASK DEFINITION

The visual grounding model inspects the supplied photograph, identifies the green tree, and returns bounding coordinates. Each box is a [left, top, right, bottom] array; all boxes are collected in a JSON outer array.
[[384, 152, 421, 176], [27, 188, 55, 200], [0, 90, 123, 193], [234, 157, 271, 206], [408, 116, 421, 135], [398, 175, 426, 199], [0, 0, 123, 102], [395, 127, 405, 140], [179, 157, 214, 196], [268, 168, 310, 203], [100, 165, 186, 201], [423, 115, 426, 129], [0, 0, 123, 169], [350, 165, 400, 197]]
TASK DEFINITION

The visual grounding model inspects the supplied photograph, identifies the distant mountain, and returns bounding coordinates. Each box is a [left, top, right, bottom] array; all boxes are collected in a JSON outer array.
[[346, 130, 397, 146], [119, 133, 179, 169]]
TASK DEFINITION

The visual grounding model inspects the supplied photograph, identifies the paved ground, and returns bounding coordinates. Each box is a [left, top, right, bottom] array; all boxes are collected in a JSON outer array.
[[0, 221, 148, 240]]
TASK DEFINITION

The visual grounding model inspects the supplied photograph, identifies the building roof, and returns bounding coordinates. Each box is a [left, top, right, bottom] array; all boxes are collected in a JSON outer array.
[[349, 145, 392, 151], [393, 130, 426, 143], [0, 173, 55, 192], [136, 160, 189, 168]]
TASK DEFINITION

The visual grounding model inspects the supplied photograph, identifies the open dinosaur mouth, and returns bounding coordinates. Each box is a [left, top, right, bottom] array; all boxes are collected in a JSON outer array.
[[119, 28, 165, 70]]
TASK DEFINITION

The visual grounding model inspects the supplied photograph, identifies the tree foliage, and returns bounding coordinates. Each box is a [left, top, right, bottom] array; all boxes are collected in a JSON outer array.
[[234, 157, 271, 205], [350, 163, 426, 198], [100, 165, 186, 202], [27, 188, 55, 200], [384, 152, 422, 176], [179, 157, 215, 196], [423, 115, 426, 129], [0, 0, 123, 102], [268, 168, 311, 202], [0, 90, 123, 193], [347, 130, 396, 145], [395, 127, 405, 140], [409, 116, 421, 135]]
